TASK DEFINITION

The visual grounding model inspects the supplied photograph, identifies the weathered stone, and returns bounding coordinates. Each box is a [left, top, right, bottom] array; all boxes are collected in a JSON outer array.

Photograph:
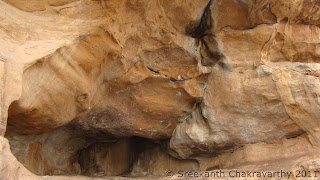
[[171, 24, 320, 158], [196, 135, 314, 171], [0, 0, 320, 179], [0, 136, 40, 180], [269, 0, 320, 25], [78, 139, 131, 177], [131, 146, 199, 177]]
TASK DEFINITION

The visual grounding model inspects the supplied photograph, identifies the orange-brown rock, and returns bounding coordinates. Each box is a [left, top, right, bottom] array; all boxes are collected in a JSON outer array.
[[171, 23, 320, 158], [197, 135, 314, 170], [0, 136, 40, 180], [131, 145, 199, 177], [269, 0, 320, 25], [3, 0, 209, 138], [0, 0, 320, 179]]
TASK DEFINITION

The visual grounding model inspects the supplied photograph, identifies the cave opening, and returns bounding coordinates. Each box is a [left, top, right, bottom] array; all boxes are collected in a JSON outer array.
[[5, 115, 200, 178], [2, 0, 320, 179]]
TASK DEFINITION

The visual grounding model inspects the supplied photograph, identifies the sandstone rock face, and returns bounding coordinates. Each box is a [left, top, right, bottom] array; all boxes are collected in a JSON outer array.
[[0, 136, 40, 180], [4, 0, 208, 139], [131, 145, 199, 177], [170, 24, 320, 158], [197, 135, 314, 171], [170, 0, 320, 158], [0, 0, 320, 179], [78, 139, 131, 177]]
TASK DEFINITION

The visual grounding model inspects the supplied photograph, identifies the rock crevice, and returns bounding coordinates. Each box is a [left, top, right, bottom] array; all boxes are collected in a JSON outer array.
[[0, 0, 320, 179]]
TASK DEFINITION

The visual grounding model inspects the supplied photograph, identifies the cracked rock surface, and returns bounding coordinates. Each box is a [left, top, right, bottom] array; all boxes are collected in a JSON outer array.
[[0, 0, 320, 179]]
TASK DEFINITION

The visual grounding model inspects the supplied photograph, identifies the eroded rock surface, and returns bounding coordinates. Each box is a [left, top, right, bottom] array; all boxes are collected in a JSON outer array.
[[0, 0, 320, 179], [170, 24, 320, 158]]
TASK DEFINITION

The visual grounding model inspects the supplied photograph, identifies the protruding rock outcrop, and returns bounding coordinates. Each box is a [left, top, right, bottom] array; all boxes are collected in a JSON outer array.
[[0, 0, 319, 179]]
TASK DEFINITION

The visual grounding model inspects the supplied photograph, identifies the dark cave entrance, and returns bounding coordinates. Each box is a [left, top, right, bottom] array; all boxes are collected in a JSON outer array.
[[5, 121, 200, 178]]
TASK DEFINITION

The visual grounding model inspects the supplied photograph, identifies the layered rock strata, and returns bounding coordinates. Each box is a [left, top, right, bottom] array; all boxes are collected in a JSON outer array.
[[0, 0, 319, 179]]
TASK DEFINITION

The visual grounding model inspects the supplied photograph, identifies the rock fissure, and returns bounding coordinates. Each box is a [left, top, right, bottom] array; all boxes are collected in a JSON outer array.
[[186, 0, 212, 38], [1, 0, 320, 179]]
